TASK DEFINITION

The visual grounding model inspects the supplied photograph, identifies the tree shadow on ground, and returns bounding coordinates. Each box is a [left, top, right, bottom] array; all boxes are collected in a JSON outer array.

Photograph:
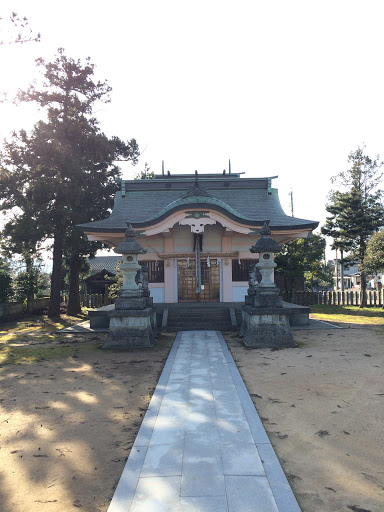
[[0, 333, 174, 512]]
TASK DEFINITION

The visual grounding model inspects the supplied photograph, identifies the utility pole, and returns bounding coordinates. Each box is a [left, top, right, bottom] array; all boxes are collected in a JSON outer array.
[[340, 248, 345, 303], [289, 188, 294, 217], [335, 248, 339, 290]]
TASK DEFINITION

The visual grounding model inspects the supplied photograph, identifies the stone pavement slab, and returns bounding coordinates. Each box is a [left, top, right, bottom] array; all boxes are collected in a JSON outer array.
[[108, 331, 301, 512]]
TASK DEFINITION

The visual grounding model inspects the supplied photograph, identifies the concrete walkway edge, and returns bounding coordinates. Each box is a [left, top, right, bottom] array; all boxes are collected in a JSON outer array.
[[107, 331, 301, 512], [107, 332, 183, 512], [216, 332, 301, 512]]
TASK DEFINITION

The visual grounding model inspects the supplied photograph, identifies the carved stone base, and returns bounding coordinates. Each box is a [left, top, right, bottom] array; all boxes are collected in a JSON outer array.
[[114, 290, 153, 310], [115, 296, 149, 310], [240, 306, 295, 348], [103, 308, 157, 349], [245, 286, 283, 308]]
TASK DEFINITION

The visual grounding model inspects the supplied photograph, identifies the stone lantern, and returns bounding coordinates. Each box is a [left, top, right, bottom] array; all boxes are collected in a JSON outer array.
[[103, 224, 156, 349], [241, 222, 295, 348], [246, 222, 283, 308], [114, 225, 148, 302], [252, 223, 281, 287]]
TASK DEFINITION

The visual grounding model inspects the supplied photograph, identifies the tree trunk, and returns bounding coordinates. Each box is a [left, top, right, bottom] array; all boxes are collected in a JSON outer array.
[[25, 256, 35, 314], [67, 248, 81, 316], [359, 271, 367, 308], [48, 233, 63, 318], [359, 235, 367, 308], [335, 248, 339, 290]]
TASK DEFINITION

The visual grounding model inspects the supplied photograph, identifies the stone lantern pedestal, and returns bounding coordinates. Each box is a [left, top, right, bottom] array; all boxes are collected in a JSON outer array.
[[241, 223, 295, 348], [103, 225, 157, 349]]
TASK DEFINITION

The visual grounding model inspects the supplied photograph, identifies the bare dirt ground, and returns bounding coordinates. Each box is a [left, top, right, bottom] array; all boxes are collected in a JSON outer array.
[[0, 332, 174, 512], [224, 325, 384, 512], [1, 324, 383, 512]]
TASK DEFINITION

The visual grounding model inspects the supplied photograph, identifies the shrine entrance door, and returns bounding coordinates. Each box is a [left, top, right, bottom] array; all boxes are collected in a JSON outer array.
[[177, 259, 220, 302]]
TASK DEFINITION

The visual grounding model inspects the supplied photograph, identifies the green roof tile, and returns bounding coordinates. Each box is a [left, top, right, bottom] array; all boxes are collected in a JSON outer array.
[[78, 176, 318, 233]]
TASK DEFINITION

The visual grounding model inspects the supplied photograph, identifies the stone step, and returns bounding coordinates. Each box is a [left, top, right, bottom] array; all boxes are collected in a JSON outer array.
[[168, 319, 230, 324], [167, 308, 228, 313], [166, 324, 233, 331], [167, 314, 229, 321], [167, 309, 229, 316], [163, 305, 236, 331], [167, 317, 230, 323]]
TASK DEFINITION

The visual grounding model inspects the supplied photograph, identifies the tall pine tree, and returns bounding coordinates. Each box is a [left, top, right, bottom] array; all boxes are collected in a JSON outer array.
[[322, 146, 384, 307], [0, 49, 140, 317]]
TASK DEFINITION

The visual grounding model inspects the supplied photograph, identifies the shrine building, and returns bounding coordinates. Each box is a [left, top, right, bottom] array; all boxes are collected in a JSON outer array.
[[78, 171, 318, 303]]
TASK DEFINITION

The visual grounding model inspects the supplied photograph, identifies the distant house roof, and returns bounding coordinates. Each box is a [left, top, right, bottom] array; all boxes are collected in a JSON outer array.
[[79, 173, 318, 236], [88, 256, 121, 274]]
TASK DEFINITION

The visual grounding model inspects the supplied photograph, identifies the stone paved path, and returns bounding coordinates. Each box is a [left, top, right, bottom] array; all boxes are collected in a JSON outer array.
[[108, 331, 301, 512]]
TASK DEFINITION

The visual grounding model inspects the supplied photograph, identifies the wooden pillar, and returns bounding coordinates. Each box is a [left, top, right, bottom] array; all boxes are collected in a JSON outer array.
[[221, 236, 233, 302], [163, 237, 175, 303]]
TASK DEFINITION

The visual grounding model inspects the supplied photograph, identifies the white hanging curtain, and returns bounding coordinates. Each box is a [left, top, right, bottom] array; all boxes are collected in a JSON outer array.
[[195, 236, 201, 294]]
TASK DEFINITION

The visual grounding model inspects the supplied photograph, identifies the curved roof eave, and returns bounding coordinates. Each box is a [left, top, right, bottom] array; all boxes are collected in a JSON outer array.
[[142, 195, 254, 223], [79, 198, 319, 233]]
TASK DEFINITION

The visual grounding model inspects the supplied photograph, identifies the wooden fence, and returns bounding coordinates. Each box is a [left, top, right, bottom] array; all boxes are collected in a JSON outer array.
[[62, 294, 112, 308], [0, 302, 24, 323], [67, 291, 384, 308], [0, 298, 51, 323], [72, 291, 384, 308], [284, 290, 384, 307], [0, 295, 111, 323], [27, 298, 50, 312]]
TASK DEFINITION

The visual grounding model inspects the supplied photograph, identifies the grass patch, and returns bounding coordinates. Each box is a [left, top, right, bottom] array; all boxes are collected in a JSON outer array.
[[0, 342, 103, 365], [310, 305, 384, 325], [0, 311, 89, 343], [153, 333, 176, 350]]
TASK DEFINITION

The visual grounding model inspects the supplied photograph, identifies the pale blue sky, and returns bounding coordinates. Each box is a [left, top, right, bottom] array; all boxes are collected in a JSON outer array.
[[1, 0, 384, 254]]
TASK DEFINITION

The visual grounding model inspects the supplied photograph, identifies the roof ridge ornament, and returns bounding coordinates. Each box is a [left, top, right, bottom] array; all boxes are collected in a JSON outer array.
[[183, 173, 212, 198]]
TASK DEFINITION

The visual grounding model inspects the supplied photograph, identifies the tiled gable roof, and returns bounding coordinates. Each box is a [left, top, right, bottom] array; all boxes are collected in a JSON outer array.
[[78, 175, 318, 232], [88, 256, 121, 274]]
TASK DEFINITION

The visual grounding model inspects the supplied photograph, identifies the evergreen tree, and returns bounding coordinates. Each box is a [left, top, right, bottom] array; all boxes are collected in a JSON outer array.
[[0, 49, 140, 317], [321, 207, 351, 293], [364, 229, 384, 274], [134, 162, 154, 180], [322, 146, 384, 307], [0, 258, 13, 303], [0, 208, 46, 310], [275, 235, 331, 300]]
